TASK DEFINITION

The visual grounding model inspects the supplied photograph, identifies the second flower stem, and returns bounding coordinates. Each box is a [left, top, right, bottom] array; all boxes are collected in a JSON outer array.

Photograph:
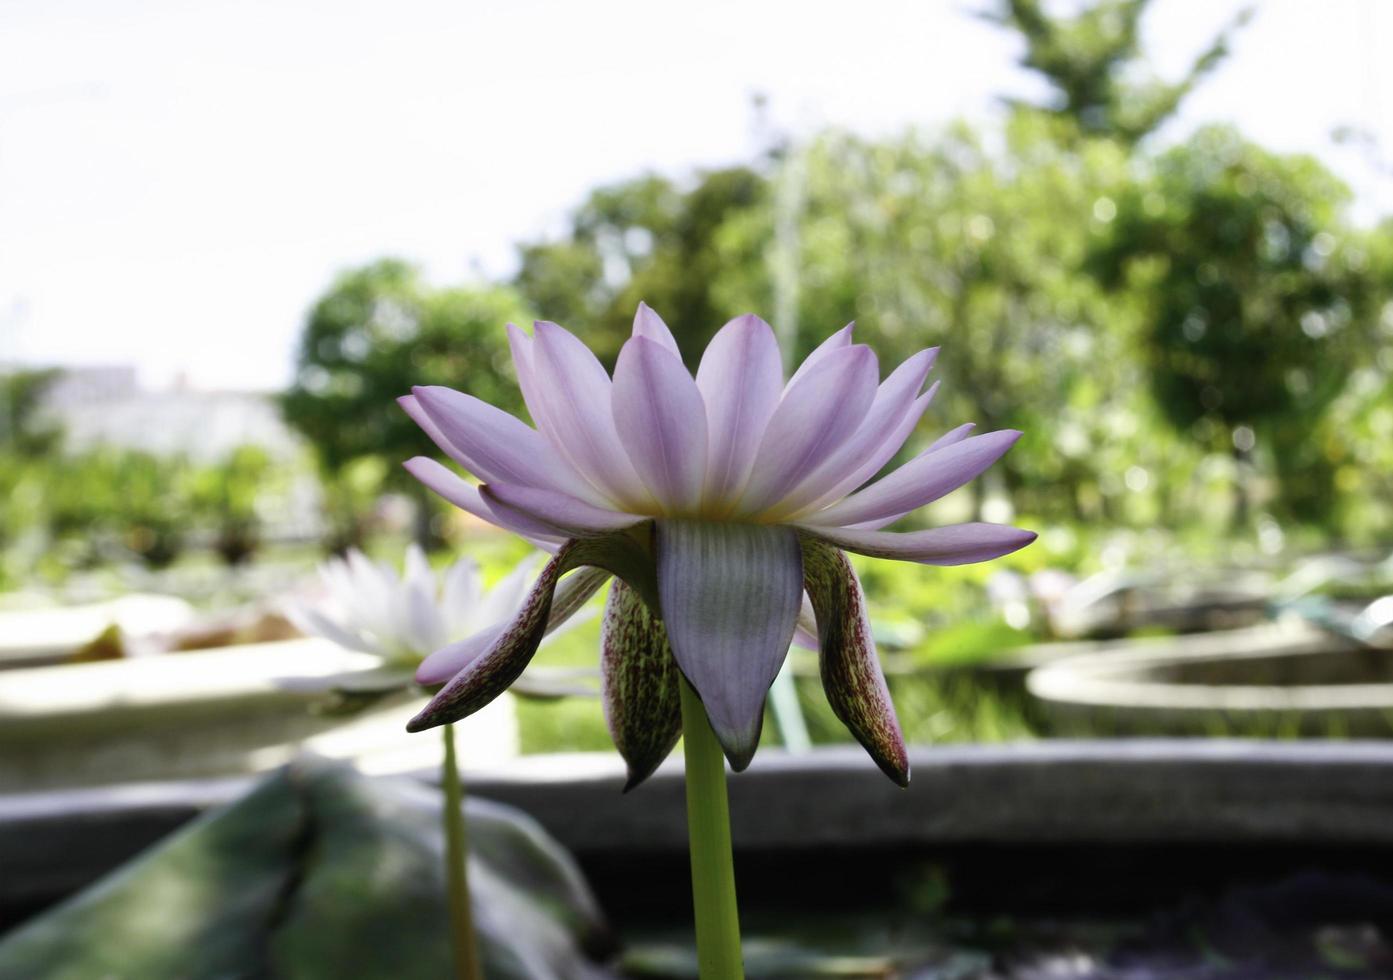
[[679, 677, 745, 979], [441, 722, 483, 980]]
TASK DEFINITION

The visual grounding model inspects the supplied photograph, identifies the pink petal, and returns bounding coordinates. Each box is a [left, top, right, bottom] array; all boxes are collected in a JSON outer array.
[[792, 592, 819, 650], [632, 302, 680, 355], [410, 385, 583, 496], [786, 321, 854, 389], [480, 482, 646, 538], [921, 422, 976, 457], [801, 430, 1022, 529], [402, 457, 566, 549], [735, 345, 880, 515], [695, 314, 784, 506], [769, 349, 938, 518], [840, 419, 975, 531], [798, 522, 1037, 565], [528, 321, 655, 508], [398, 395, 472, 471], [611, 336, 707, 513], [415, 624, 503, 684]]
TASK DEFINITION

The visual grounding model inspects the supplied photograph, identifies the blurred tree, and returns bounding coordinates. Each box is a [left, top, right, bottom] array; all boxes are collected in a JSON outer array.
[[282, 259, 533, 547], [45, 450, 193, 569], [1090, 126, 1375, 525], [513, 167, 768, 367], [0, 368, 62, 458], [0, 369, 62, 586], [189, 446, 273, 566], [713, 117, 1157, 522], [981, 0, 1251, 143]]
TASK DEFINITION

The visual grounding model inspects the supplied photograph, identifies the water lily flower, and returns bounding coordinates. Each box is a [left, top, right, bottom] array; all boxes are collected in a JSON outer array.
[[287, 545, 600, 703], [400, 304, 1035, 787]]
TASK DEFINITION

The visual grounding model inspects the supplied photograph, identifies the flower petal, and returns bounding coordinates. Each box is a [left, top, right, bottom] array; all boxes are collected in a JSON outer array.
[[440, 556, 484, 637], [410, 385, 590, 498], [408, 535, 651, 730], [611, 336, 707, 513], [398, 394, 472, 471], [527, 321, 655, 508], [414, 624, 503, 685], [632, 302, 680, 355], [695, 314, 784, 506], [285, 604, 382, 656], [402, 457, 567, 550], [416, 565, 611, 685], [800, 383, 941, 518], [769, 349, 938, 518], [799, 535, 909, 786], [792, 592, 819, 651], [833, 422, 978, 530], [801, 430, 1022, 529], [735, 346, 880, 515], [654, 519, 802, 770], [480, 482, 647, 538], [799, 522, 1038, 565], [601, 579, 683, 791], [786, 322, 854, 388], [921, 422, 975, 456]]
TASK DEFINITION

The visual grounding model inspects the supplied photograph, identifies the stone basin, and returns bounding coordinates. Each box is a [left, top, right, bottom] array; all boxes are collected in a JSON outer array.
[[1026, 621, 1393, 736], [0, 637, 517, 791]]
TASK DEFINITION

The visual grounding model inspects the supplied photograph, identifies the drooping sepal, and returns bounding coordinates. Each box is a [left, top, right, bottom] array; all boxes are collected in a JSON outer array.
[[601, 579, 682, 791], [798, 534, 910, 786], [414, 564, 612, 686], [406, 530, 657, 732], [654, 519, 802, 771]]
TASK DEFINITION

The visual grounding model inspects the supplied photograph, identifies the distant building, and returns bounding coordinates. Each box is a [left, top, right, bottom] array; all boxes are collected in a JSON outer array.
[[37, 366, 304, 462]]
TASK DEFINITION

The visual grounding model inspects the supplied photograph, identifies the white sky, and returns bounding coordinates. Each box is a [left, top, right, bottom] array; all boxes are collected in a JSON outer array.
[[3, 0, 1392, 391]]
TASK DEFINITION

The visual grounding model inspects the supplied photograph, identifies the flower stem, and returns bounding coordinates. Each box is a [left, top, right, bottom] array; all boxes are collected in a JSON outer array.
[[679, 677, 745, 979], [441, 722, 482, 980]]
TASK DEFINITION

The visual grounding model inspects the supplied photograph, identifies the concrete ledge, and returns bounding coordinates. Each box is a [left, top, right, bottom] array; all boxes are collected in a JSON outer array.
[[467, 740, 1393, 853], [1028, 622, 1393, 735], [10, 739, 1393, 853]]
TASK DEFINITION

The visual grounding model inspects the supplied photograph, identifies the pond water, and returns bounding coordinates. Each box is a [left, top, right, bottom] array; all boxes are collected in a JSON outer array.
[[598, 847, 1393, 978]]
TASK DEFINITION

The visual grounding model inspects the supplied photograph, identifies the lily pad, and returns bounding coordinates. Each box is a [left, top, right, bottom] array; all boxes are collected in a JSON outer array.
[[0, 759, 613, 979]]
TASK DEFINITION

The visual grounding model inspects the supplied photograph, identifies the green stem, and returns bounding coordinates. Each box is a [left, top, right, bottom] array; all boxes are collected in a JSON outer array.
[[441, 723, 483, 980], [679, 678, 745, 979]]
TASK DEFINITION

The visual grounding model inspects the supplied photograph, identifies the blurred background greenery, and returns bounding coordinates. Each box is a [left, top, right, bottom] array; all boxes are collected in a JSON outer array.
[[4, 0, 1392, 752]]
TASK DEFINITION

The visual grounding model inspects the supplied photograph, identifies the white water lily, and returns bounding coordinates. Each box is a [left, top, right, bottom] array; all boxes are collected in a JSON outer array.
[[289, 545, 540, 666]]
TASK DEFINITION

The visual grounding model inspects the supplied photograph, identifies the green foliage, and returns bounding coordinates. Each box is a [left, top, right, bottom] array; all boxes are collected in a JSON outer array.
[[981, 0, 1251, 143], [1092, 126, 1375, 522], [513, 167, 768, 367], [188, 446, 275, 565], [281, 259, 536, 549], [44, 450, 193, 569], [0, 368, 63, 458], [715, 116, 1172, 523], [282, 259, 532, 474]]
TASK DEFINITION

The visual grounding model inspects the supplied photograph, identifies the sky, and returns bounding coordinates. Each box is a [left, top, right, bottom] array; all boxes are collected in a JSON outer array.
[[3, 0, 1392, 391]]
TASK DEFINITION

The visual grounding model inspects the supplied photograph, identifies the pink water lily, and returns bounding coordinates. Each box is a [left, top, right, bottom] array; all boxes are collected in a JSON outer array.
[[401, 304, 1034, 787]]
